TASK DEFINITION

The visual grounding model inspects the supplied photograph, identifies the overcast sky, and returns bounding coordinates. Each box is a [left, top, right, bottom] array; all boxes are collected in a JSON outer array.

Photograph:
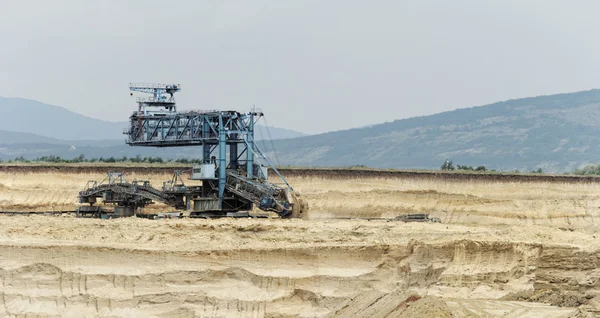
[[1, 0, 600, 134]]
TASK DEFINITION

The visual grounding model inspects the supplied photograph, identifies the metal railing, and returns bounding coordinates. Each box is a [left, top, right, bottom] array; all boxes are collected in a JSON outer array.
[[129, 83, 181, 89], [135, 97, 176, 104]]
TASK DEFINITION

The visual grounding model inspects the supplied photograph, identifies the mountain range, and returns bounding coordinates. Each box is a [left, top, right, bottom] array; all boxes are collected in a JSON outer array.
[[267, 89, 600, 172], [3, 90, 600, 172]]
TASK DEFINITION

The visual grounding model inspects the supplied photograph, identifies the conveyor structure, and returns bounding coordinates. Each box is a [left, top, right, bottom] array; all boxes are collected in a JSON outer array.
[[78, 83, 307, 218]]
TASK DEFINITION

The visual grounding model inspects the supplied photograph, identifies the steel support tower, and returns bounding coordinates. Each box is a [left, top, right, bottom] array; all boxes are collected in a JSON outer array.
[[120, 83, 298, 217]]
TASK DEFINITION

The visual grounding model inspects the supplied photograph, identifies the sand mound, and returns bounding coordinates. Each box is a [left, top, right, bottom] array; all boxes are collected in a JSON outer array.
[[394, 295, 453, 318], [330, 290, 413, 317], [329, 291, 453, 318], [570, 296, 600, 317], [502, 289, 594, 307]]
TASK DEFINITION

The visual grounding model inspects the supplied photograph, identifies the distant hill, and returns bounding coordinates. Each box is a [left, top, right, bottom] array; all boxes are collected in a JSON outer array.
[[0, 97, 306, 141], [255, 125, 306, 140], [0, 98, 127, 140], [266, 89, 600, 172], [5, 90, 600, 172], [0, 130, 63, 145]]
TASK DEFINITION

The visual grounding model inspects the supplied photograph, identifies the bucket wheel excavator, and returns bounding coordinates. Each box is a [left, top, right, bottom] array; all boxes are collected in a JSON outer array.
[[78, 83, 308, 219]]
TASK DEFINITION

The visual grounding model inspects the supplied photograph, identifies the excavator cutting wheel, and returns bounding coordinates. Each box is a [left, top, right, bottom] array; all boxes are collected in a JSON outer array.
[[289, 192, 309, 219]]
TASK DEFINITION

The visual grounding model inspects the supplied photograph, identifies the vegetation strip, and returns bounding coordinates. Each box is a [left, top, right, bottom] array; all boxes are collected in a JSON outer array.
[[2, 164, 600, 183]]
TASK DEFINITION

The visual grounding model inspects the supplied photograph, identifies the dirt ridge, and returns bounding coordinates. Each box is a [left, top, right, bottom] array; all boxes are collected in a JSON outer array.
[[1, 164, 599, 183]]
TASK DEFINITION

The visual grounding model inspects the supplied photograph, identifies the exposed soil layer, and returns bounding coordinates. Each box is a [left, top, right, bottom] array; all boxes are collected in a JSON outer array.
[[0, 216, 596, 317], [1, 164, 600, 183]]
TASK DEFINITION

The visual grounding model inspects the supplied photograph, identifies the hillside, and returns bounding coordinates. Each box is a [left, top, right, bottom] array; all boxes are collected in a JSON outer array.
[[0, 130, 63, 145], [255, 125, 306, 140], [0, 97, 305, 142], [0, 98, 126, 140], [268, 89, 600, 172]]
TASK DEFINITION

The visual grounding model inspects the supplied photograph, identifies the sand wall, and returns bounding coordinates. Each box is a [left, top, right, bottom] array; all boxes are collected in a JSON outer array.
[[0, 216, 592, 317]]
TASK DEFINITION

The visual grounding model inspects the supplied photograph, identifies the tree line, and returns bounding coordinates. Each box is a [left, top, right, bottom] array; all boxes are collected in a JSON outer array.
[[573, 164, 600, 175], [440, 159, 490, 172], [4, 155, 600, 175], [6, 155, 204, 164], [440, 159, 543, 174]]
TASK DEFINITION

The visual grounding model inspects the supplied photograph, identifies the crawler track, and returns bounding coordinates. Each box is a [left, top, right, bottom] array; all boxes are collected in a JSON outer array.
[[0, 211, 77, 216], [0, 210, 268, 220]]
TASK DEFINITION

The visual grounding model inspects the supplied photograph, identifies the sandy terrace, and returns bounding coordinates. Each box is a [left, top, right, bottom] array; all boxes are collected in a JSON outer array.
[[1, 169, 600, 316]]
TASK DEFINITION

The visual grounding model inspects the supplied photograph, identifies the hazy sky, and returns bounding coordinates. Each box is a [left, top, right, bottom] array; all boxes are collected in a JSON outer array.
[[2, 0, 600, 134]]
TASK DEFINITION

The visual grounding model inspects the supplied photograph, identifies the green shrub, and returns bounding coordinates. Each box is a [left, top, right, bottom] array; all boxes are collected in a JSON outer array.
[[573, 164, 600, 175], [441, 159, 455, 171]]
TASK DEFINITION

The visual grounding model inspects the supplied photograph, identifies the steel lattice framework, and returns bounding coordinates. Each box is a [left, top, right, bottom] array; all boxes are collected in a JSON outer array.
[[123, 83, 292, 211], [78, 83, 307, 219]]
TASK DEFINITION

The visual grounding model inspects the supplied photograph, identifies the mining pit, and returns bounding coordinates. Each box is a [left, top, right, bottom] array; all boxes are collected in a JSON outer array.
[[0, 166, 599, 317]]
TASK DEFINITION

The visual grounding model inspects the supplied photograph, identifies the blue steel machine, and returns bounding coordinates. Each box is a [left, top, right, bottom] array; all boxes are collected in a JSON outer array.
[[78, 83, 307, 218]]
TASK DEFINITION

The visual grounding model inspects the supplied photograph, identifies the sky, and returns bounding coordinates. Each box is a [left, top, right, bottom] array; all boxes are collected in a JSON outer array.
[[1, 0, 600, 134]]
